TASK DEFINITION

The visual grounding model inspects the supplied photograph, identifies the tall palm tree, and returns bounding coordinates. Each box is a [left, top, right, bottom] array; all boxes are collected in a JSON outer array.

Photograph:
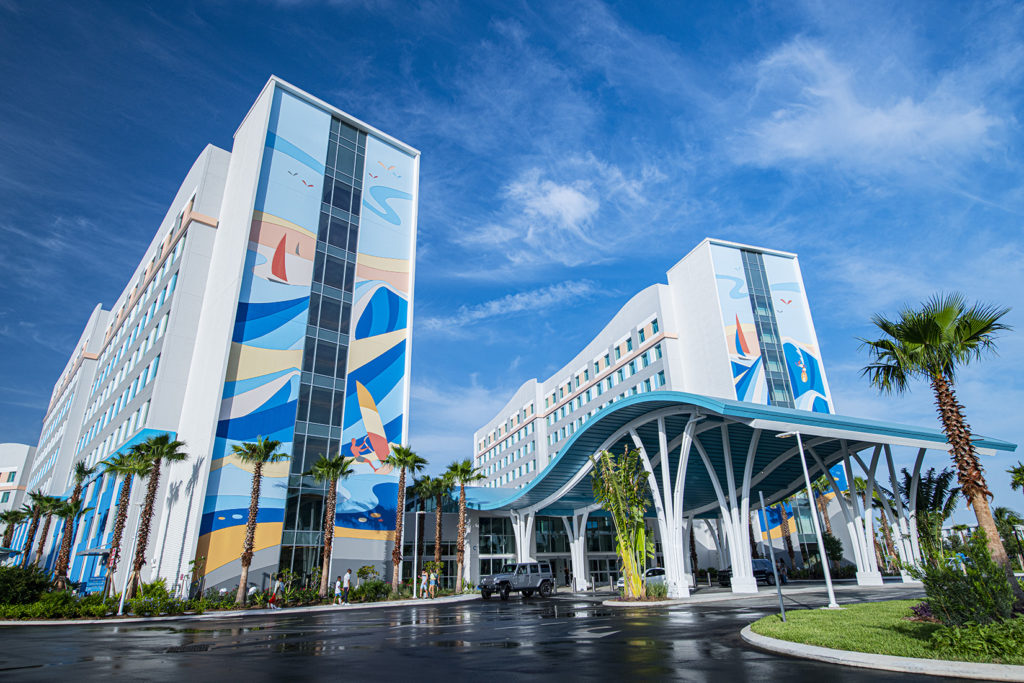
[[993, 507, 1024, 568], [33, 495, 62, 567], [1, 508, 27, 549], [444, 459, 484, 593], [860, 292, 1022, 601], [128, 434, 188, 597], [104, 451, 152, 596], [409, 475, 438, 565], [1009, 462, 1024, 507], [385, 445, 427, 591], [232, 436, 288, 605], [898, 466, 960, 558], [810, 476, 833, 535], [432, 474, 453, 565], [307, 454, 354, 599], [52, 499, 93, 583], [54, 462, 97, 587], [20, 491, 46, 567]]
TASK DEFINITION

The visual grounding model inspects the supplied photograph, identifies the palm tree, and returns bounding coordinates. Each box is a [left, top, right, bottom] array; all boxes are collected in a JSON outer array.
[[232, 436, 289, 605], [307, 454, 354, 599], [0, 508, 27, 549], [993, 507, 1024, 569], [20, 491, 46, 567], [810, 476, 834, 535], [411, 476, 436, 568], [33, 495, 62, 567], [431, 474, 453, 565], [54, 462, 97, 587], [444, 459, 484, 593], [128, 434, 188, 597], [52, 499, 93, 583], [385, 445, 427, 592], [860, 292, 1022, 601], [104, 450, 152, 596], [898, 466, 960, 559], [1009, 462, 1024, 506]]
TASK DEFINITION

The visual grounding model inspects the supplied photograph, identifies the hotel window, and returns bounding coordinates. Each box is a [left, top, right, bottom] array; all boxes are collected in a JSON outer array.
[[614, 347, 621, 361], [638, 328, 645, 343], [628, 360, 637, 375], [654, 343, 663, 360], [626, 338, 633, 352], [641, 352, 650, 368], [593, 361, 600, 374], [604, 353, 611, 367], [652, 318, 659, 333], [657, 370, 666, 387], [617, 368, 625, 382], [644, 378, 652, 392]]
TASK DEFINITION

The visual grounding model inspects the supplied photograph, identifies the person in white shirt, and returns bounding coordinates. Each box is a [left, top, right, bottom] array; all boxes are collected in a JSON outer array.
[[334, 576, 343, 605], [342, 569, 352, 604]]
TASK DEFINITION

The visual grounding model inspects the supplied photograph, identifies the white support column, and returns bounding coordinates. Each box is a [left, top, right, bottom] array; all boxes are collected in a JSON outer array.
[[883, 445, 919, 582], [806, 446, 867, 577], [510, 510, 536, 562], [907, 448, 927, 565], [855, 446, 884, 582], [845, 446, 882, 585]]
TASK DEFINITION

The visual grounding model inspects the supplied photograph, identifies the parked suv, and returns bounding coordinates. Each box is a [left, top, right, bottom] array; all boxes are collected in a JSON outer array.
[[479, 561, 555, 600], [718, 558, 778, 587]]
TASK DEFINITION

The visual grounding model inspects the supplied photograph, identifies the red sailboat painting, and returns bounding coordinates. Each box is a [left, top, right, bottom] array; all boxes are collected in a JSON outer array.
[[270, 235, 288, 283]]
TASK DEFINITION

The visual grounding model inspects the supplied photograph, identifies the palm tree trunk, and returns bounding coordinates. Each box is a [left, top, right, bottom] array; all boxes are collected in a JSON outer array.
[[391, 466, 407, 592], [107, 477, 133, 579], [21, 512, 40, 568], [433, 494, 443, 564], [689, 524, 698, 572], [319, 479, 337, 599], [455, 484, 467, 593], [816, 496, 833, 536], [34, 515, 53, 566], [930, 374, 1024, 603], [130, 458, 162, 598], [236, 462, 263, 605], [779, 504, 795, 565], [2, 523, 14, 549], [54, 484, 84, 584], [416, 512, 425, 569]]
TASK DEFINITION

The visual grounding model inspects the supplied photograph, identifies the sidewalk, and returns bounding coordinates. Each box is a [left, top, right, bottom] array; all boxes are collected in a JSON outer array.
[[603, 580, 923, 607], [0, 592, 480, 627]]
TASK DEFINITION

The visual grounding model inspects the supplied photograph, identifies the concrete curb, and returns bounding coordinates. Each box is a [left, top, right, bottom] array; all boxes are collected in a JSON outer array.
[[602, 581, 921, 607], [740, 625, 1024, 681], [0, 593, 480, 627]]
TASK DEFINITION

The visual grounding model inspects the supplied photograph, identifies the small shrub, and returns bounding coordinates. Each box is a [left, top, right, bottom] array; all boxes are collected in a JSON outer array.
[[930, 617, 1024, 663], [0, 565, 52, 605], [909, 530, 1016, 627], [647, 583, 668, 599], [352, 579, 390, 603], [909, 601, 937, 623], [357, 565, 380, 583]]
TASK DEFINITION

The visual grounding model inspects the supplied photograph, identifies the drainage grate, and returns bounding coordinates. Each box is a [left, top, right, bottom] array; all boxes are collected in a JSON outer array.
[[165, 644, 210, 653]]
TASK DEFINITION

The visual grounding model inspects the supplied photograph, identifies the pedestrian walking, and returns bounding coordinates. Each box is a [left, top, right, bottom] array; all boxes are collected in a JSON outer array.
[[428, 569, 437, 599], [564, 567, 570, 587], [343, 568, 352, 604], [334, 576, 343, 605], [269, 574, 283, 609], [419, 570, 428, 598]]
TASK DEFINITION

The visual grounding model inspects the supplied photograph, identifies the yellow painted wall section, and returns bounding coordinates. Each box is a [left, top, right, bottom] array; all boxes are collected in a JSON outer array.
[[335, 527, 394, 542], [196, 522, 285, 575]]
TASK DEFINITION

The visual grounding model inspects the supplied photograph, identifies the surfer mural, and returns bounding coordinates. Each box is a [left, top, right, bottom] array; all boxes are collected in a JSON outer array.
[[337, 134, 417, 539]]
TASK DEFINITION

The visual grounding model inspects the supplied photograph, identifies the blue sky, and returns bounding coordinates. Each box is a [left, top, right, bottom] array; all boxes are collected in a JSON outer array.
[[1, 0, 1022, 523]]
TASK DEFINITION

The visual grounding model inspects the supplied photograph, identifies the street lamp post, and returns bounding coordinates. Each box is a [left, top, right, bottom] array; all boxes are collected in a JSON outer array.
[[412, 509, 425, 598], [759, 490, 786, 622], [776, 431, 839, 609]]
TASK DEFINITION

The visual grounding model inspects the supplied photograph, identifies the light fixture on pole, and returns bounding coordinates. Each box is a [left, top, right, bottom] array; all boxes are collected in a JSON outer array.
[[412, 509, 425, 598], [776, 431, 839, 609]]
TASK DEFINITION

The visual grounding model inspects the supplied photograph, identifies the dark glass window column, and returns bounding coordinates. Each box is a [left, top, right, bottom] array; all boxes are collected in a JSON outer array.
[[740, 250, 795, 408], [279, 118, 368, 581]]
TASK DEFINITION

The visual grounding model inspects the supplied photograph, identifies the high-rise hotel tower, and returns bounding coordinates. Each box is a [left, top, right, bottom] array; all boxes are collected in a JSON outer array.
[[13, 77, 419, 592]]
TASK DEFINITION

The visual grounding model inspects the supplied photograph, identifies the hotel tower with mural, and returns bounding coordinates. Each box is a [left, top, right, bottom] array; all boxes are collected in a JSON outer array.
[[11, 78, 419, 592]]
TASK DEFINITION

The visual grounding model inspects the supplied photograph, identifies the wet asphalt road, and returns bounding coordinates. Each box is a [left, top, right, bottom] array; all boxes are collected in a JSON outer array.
[[0, 585, 956, 682]]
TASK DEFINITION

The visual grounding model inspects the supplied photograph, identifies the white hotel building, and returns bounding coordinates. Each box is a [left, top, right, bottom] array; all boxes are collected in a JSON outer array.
[[474, 238, 835, 490]]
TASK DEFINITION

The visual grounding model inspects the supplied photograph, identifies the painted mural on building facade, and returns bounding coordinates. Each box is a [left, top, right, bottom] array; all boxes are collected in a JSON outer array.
[[711, 244, 832, 412], [337, 134, 416, 540], [198, 89, 330, 576]]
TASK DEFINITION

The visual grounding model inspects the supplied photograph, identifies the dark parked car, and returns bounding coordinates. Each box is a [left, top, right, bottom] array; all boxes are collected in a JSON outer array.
[[718, 558, 781, 586]]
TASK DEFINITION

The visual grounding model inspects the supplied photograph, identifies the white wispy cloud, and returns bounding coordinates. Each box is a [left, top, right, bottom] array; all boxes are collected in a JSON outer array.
[[418, 279, 599, 337], [733, 39, 1003, 172]]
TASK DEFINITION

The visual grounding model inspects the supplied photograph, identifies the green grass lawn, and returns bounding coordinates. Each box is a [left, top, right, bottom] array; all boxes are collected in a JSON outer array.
[[750, 600, 1024, 665]]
